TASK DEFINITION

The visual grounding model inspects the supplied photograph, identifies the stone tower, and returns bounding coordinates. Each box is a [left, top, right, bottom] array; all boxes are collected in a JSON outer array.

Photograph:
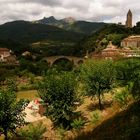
[[126, 9, 132, 28]]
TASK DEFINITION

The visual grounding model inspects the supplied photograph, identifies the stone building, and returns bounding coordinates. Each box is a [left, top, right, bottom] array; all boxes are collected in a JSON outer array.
[[101, 41, 120, 58], [126, 9, 132, 28], [90, 42, 121, 59], [121, 36, 140, 48], [0, 48, 11, 62], [0, 48, 17, 63], [91, 41, 140, 59]]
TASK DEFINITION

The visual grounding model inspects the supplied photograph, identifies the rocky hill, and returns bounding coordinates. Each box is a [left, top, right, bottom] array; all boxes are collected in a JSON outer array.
[[35, 16, 106, 34]]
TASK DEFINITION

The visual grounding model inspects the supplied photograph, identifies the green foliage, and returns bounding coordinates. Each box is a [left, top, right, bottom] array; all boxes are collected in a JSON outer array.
[[78, 24, 132, 54], [0, 21, 84, 44], [136, 21, 140, 27], [114, 58, 140, 101], [71, 118, 86, 130], [19, 58, 49, 75], [0, 20, 85, 57], [131, 71, 140, 99], [0, 80, 28, 140], [91, 110, 101, 124], [106, 33, 126, 46], [18, 122, 47, 140], [0, 64, 17, 84], [115, 58, 140, 86], [0, 39, 30, 56], [113, 85, 133, 108], [56, 125, 67, 140], [38, 72, 80, 128], [52, 58, 74, 71], [80, 60, 116, 109]]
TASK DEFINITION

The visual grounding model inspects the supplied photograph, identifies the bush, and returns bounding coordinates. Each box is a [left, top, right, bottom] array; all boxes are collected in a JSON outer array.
[[18, 122, 47, 140], [71, 118, 86, 130], [91, 110, 101, 124], [113, 85, 133, 108], [56, 125, 67, 140]]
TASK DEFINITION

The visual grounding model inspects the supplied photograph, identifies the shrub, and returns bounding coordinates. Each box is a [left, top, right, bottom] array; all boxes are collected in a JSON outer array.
[[71, 118, 86, 130], [56, 125, 67, 140], [18, 122, 47, 140], [91, 110, 101, 124], [113, 85, 133, 108]]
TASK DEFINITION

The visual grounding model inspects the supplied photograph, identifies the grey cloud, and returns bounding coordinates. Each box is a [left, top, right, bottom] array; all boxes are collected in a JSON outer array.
[[0, 0, 140, 25], [19, 0, 61, 6]]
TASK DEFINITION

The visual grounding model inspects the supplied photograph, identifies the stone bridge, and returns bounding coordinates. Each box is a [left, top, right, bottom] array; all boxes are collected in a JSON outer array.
[[43, 55, 84, 66]]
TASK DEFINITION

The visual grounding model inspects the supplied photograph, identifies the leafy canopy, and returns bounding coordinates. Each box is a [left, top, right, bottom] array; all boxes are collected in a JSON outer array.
[[38, 71, 80, 128], [80, 60, 116, 109], [0, 80, 28, 140]]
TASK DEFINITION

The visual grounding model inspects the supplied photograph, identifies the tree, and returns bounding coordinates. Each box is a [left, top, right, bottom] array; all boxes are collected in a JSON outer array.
[[80, 60, 116, 109], [115, 58, 140, 86], [0, 81, 28, 140], [136, 21, 140, 27], [38, 72, 80, 128]]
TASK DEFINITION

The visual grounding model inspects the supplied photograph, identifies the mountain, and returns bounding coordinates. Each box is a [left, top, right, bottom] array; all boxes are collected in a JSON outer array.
[[0, 20, 86, 56], [0, 20, 84, 44], [35, 16, 106, 34]]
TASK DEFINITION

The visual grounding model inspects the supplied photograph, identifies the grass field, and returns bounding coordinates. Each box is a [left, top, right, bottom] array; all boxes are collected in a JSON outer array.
[[17, 90, 38, 100]]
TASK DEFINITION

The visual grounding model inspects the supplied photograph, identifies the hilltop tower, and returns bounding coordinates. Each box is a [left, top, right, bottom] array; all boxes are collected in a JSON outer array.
[[126, 9, 132, 28]]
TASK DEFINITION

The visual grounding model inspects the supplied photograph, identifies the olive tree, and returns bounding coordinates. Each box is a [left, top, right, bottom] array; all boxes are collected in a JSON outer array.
[[0, 81, 28, 140], [38, 72, 80, 128], [80, 60, 116, 110]]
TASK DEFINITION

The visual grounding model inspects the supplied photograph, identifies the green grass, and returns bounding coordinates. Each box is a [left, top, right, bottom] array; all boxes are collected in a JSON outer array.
[[16, 90, 38, 100]]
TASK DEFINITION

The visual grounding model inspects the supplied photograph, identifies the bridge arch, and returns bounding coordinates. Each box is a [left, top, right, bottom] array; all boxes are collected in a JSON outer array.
[[53, 57, 73, 65], [43, 55, 84, 66]]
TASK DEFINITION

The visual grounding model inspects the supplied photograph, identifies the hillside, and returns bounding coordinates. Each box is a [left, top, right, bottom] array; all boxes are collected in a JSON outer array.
[[0, 20, 84, 44], [78, 24, 133, 54], [0, 20, 86, 56], [73, 101, 140, 140], [35, 16, 106, 34]]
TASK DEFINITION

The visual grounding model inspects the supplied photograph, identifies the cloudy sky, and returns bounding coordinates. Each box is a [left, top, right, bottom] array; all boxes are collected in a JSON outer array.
[[0, 0, 140, 25]]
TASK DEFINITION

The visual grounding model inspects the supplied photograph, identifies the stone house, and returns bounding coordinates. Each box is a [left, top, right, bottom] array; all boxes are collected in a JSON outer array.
[[0, 48, 11, 62], [121, 36, 140, 48], [0, 48, 17, 63]]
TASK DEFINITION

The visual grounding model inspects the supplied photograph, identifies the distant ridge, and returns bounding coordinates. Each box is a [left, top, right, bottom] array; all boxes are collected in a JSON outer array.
[[35, 16, 107, 34]]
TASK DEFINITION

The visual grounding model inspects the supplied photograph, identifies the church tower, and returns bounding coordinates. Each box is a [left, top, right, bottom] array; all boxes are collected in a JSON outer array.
[[126, 9, 132, 28]]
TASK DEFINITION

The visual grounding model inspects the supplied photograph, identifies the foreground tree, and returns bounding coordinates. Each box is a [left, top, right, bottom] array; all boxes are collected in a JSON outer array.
[[115, 58, 140, 86], [38, 72, 80, 128], [0, 81, 28, 140], [80, 60, 116, 109]]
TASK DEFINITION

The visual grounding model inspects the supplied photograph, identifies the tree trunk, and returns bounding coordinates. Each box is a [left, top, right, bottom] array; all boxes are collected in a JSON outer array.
[[98, 93, 102, 110]]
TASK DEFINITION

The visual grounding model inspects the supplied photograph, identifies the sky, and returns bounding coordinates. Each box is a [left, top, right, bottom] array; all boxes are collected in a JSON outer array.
[[0, 0, 140, 25]]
